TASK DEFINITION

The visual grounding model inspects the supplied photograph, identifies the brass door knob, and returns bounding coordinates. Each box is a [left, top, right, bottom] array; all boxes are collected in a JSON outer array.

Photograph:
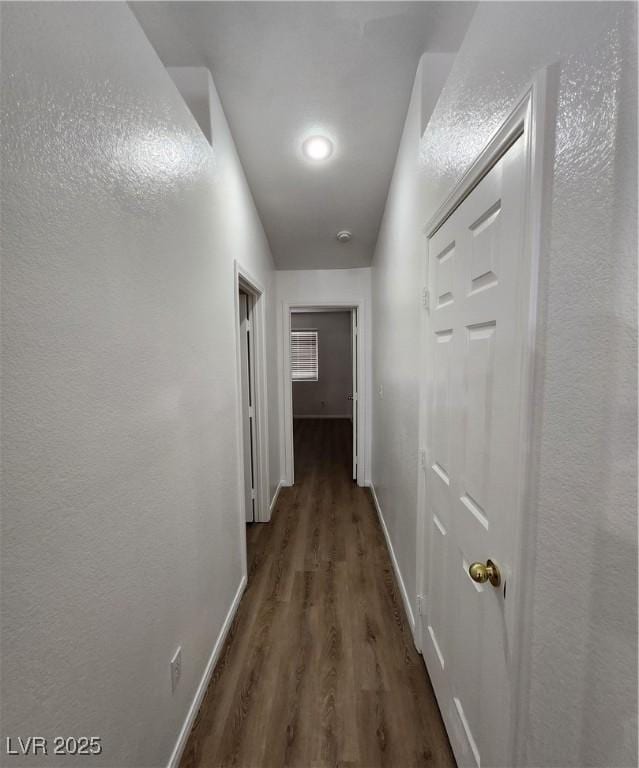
[[468, 559, 501, 587]]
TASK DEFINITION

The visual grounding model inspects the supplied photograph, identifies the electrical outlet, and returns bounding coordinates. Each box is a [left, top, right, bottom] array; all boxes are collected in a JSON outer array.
[[378, 384, 384, 399], [170, 647, 182, 693]]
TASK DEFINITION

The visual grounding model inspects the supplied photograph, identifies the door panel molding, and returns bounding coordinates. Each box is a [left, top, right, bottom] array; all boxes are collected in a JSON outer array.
[[416, 68, 553, 766]]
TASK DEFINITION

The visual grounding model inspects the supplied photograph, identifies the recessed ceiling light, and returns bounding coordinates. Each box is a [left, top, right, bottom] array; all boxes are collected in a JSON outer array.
[[302, 135, 333, 161]]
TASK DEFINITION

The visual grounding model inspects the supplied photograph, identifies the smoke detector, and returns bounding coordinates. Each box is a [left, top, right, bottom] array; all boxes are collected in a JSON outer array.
[[336, 230, 352, 243]]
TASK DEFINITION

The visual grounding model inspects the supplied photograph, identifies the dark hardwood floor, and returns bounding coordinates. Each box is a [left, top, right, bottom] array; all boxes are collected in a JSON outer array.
[[180, 418, 455, 768]]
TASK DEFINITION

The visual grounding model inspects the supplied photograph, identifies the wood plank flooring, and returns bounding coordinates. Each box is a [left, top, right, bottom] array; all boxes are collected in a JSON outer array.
[[180, 418, 455, 768]]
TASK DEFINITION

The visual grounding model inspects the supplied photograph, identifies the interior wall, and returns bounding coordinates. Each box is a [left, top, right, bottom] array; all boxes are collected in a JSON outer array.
[[371, 3, 637, 766], [166, 67, 213, 145], [292, 312, 352, 418], [276, 268, 372, 484], [370, 61, 425, 642], [0, 3, 278, 766], [166, 64, 282, 506]]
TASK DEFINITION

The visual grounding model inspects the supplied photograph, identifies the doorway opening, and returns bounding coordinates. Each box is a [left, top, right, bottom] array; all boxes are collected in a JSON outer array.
[[238, 289, 257, 523], [234, 264, 270, 538], [285, 305, 360, 485]]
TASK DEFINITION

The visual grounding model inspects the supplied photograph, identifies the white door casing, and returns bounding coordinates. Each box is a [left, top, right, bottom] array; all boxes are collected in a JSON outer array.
[[351, 307, 359, 480], [418, 74, 550, 768], [234, 262, 271, 530], [238, 292, 257, 523]]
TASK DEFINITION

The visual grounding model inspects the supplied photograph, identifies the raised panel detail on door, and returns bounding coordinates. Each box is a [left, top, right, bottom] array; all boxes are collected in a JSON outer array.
[[460, 321, 496, 534], [426, 514, 448, 672], [432, 329, 453, 482], [453, 550, 486, 768], [435, 241, 456, 308], [469, 202, 500, 296]]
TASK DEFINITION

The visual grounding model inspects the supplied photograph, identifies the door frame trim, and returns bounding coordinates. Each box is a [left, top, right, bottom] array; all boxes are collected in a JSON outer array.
[[415, 67, 554, 765], [281, 300, 367, 487], [234, 262, 270, 534]]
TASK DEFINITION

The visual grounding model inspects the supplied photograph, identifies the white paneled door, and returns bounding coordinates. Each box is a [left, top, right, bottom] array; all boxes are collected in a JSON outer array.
[[422, 132, 529, 768]]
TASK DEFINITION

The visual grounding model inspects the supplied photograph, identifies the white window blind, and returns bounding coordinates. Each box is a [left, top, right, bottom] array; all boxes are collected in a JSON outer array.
[[291, 330, 318, 382]]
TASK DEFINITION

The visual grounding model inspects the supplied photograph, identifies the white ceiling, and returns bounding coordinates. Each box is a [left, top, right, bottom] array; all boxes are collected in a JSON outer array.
[[131, 2, 476, 269]]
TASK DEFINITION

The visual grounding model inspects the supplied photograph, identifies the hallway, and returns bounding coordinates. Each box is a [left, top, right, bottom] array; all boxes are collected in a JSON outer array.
[[180, 419, 454, 768], [2, 3, 636, 766]]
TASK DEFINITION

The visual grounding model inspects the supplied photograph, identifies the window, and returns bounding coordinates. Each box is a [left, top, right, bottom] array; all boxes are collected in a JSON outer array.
[[291, 329, 318, 381]]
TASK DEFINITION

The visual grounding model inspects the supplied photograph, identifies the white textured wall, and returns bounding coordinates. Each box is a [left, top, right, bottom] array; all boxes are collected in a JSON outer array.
[[166, 67, 213, 145], [164, 65, 282, 504], [371, 2, 637, 766], [292, 312, 352, 417], [371, 63, 424, 639], [0, 3, 278, 766]]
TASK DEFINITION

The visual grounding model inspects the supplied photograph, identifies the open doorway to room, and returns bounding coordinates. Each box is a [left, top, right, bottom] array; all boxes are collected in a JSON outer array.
[[235, 265, 270, 537], [238, 289, 258, 523], [289, 308, 358, 483]]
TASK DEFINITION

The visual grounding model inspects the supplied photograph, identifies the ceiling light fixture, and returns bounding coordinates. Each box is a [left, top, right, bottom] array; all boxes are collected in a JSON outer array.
[[302, 135, 333, 161]]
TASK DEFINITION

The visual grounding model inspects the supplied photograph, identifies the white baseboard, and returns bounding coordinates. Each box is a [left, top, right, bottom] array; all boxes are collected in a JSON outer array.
[[293, 414, 351, 419], [368, 483, 417, 642], [167, 575, 247, 768], [268, 481, 282, 518]]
